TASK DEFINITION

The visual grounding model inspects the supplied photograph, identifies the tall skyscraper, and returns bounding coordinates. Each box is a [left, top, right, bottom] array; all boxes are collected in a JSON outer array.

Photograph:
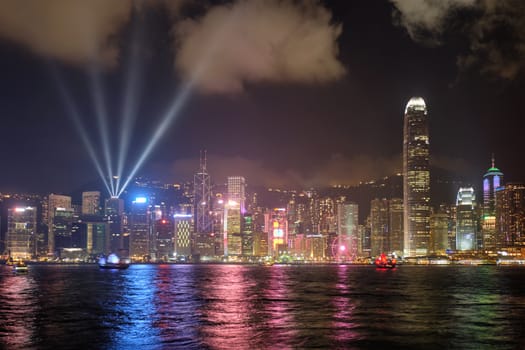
[[495, 183, 525, 249], [129, 196, 151, 261], [82, 191, 101, 215], [6, 206, 37, 259], [227, 176, 246, 213], [174, 214, 193, 258], [482, 156, 503, 250], [370, 199, 389, 257], [456, 187, 477, 251], [47, 194, 72, 255], [403, 97, 430, 257], [224, 200, 242, 256], [194, 151, 212, 234], [336, 202, 359, 260], [265, 208, 288, 257]]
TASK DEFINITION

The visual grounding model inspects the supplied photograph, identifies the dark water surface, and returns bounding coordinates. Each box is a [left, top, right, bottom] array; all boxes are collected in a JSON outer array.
[[1, 264, 524, 349]]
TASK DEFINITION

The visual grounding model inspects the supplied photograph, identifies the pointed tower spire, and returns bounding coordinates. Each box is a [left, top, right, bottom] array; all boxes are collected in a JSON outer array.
[[491, 153, 495, 168]]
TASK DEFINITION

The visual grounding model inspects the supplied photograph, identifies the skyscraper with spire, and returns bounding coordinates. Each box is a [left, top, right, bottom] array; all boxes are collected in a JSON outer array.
[[403, 97, 430, 257], [193, 150, 214, 257], [482, 155, 503, 250]]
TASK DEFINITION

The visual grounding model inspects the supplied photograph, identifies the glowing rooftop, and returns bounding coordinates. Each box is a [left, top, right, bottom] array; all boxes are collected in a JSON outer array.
[[405, 97, 427, 114]]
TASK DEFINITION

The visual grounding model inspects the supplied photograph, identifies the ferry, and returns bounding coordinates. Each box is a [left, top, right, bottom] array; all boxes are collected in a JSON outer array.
[[98, 253, 130, 270], [374, 253, 397, 269], [12, 260, 28, 273]]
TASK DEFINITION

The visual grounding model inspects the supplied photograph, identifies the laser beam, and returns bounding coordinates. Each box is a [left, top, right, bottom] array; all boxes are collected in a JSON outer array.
[[115, 19, 143, 195], [89, 63, 115, 196], [51, 66, 112, 195]]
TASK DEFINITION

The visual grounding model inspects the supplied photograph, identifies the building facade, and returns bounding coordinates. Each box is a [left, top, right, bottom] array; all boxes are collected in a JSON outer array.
[[403, 97, 430, 257]]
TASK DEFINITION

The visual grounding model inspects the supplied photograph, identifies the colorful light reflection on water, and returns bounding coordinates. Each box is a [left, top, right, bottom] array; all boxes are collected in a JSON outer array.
[[1, 264, 525, 349]]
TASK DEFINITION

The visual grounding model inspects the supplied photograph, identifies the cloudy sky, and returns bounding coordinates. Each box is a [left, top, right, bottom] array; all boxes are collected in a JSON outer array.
[[0, 0, 523, 194]]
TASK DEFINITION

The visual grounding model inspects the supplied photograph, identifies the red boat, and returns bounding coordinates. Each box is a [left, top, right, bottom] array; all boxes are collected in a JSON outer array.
[[375, 253, 397, 268]]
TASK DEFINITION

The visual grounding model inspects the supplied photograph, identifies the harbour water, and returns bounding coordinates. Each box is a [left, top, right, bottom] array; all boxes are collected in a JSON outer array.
[[1, 264, 524, 349]]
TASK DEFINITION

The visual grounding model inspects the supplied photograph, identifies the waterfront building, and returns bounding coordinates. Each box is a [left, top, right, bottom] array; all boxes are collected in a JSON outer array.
[[174, 214, 193, 258], [241, 213, 254, 256], [370, 199, 389, 257], [456, 187, 478, 251], [227, 176, 246, 213], [482, 157, 503, 250], [53, 207, 75, 254], [389, 198, 404, 254], [105, 197, 124, 253], [155, 218, 173, 261], [194, 151, 212, 236], [495, 183, 525, 249], [264, 208, 288, 257], [336, 202, 359, 260], [129, 196, 151, 261], [47, 194, 72, 255], [403, 97, 431, 257], [6, 206, 36, 259], [224, 200, 242, 256], [429, 212, 449, 254], [82, 191, 101, 215]]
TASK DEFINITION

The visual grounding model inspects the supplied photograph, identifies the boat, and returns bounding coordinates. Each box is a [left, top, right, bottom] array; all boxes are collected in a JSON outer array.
[[98, 253, 130, 270], [13, 261, 28, 273], [375, 253, 397, 269]]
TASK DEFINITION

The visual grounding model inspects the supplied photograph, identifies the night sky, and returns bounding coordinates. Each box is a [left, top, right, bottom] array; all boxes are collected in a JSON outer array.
[[0, 0, 524, 194]]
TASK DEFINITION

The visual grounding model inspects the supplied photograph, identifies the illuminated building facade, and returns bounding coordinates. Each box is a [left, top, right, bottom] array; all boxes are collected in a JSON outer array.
[[47, 194, 72, 255], [224, 200, 242, 256], [174, 214, 193, 257], [389, 198, 404, 254], [154, 218, 173, 261], [105, 197, 124, 253], [53, 207, 74, 254], [194, 151, 212, 235], [82, 191, 101, 215], [227, 176, 246, 213], [403, 97, 430, 256], [241, 213, 254, 256], [336, 202, 358, 260], [265, 208, 288, 257], [370, 199, 389, 257], [6, 206, 36, 259], [430, 212, 449, 254], [495, 183, 525, 249], [129, 197, 151, 260], [456, 187, 477, 251], [482, 157, 503, 250]]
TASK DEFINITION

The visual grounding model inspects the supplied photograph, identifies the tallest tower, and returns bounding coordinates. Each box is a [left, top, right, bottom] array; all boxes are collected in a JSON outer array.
[[403, 97, 430, 257]]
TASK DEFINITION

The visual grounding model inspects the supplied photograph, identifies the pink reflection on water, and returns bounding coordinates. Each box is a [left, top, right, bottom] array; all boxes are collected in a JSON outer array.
[[199, 265, 258, 349], [331, 265, 360, 343], [0, 272, 36, 347]]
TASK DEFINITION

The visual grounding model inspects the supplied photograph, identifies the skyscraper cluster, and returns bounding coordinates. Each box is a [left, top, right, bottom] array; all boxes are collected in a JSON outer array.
[[1, 98, 524, 263]]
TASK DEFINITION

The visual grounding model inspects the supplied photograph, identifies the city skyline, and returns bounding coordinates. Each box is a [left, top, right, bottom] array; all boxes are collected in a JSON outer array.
[[1, 1, 524, 194]]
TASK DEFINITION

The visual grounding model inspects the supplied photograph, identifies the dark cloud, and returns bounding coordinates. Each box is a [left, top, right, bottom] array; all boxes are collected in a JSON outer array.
[[391, 0, 525, 79]]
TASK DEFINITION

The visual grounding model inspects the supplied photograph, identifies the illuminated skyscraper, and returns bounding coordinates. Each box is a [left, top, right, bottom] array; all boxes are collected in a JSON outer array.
[[336, 202, 358, 260], [224, 200, 242, 256], [370, 199, 389, 257], [482, 156, 503, 250], [82, 191, 101, 215], [6, 206, 36, 259], [265, 208, 288, 257], [403, 97, 430, 257], [47, 194, 72, 255], [194, 151, 212, 234], [129, 196, 150, 261], [105, 197, 124, 252], [456, 187, 477, 251], [227, 176, 246, 213], [495, 183, 525, 249], [174, 214, 193, 258]]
